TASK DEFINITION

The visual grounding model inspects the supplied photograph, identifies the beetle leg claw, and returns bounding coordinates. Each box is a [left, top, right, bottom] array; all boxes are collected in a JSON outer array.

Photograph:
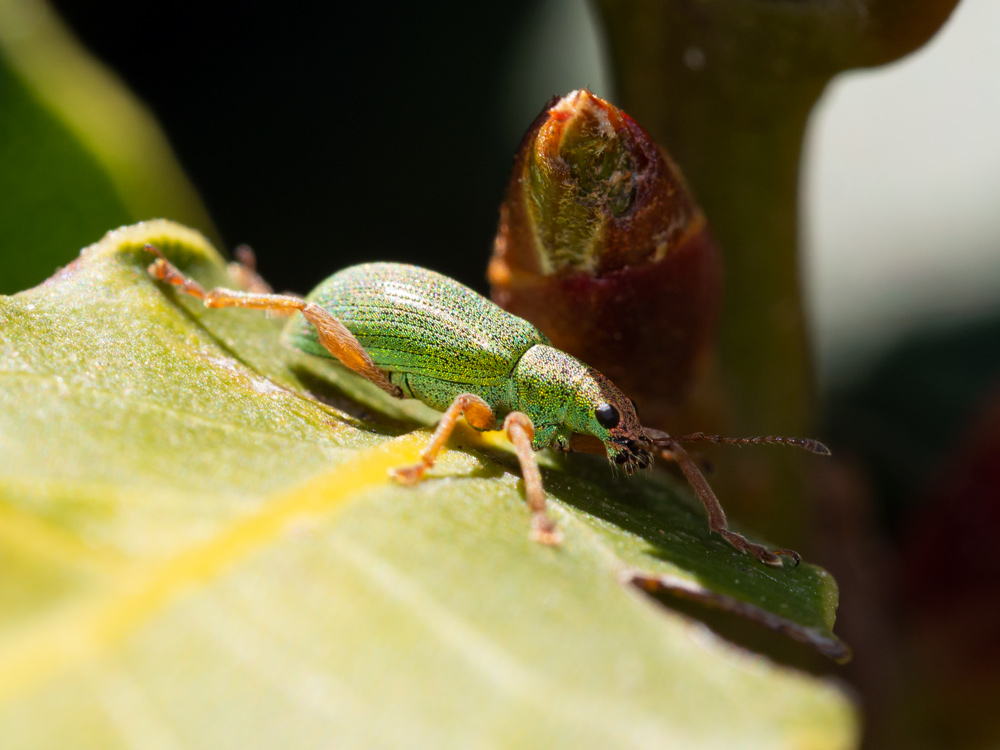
[[389, 463, 427, 486], [529, 512, 563, 546], [717, 530, 799, 567]]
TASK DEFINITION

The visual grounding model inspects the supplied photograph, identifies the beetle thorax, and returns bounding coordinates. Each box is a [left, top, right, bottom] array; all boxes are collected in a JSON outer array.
[[511, 345, 616, 440], [512, 344, 650, 471]]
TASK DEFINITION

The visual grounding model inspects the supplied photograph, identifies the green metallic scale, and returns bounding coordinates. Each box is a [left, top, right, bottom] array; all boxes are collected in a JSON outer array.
[[147, 247, 827, 564]]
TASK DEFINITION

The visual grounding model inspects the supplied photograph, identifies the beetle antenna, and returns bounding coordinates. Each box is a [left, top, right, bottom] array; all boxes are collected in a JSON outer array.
[[657, 431, 831, 456]]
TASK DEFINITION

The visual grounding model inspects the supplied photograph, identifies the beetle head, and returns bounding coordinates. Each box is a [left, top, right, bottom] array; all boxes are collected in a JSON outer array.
[[556, 359, 653, 474], [569, 372, 653, 474]]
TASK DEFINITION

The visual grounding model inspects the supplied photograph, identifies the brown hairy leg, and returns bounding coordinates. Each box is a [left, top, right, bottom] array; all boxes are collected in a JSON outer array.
[[664, 441, 800, 566]]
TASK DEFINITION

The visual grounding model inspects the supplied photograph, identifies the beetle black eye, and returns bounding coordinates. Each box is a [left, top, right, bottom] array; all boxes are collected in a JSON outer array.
[[595, 403, 620, 429]]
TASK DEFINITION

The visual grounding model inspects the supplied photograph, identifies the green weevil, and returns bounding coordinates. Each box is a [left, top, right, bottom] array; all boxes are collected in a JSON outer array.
[[146, 245, 828, 565]]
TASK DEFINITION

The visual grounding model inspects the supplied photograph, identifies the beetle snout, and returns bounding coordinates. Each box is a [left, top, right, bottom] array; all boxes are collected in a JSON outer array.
[[610, 437, 653, 474]]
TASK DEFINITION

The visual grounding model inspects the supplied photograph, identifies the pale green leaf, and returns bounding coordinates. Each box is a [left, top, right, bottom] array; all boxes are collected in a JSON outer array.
[[0, 221, 858, 748]]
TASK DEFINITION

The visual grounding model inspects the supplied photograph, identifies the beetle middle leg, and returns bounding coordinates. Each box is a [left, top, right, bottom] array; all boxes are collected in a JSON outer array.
[[390, 393, 496, 484], [145, 244, 401, 397], [391, 396, 560, 545]]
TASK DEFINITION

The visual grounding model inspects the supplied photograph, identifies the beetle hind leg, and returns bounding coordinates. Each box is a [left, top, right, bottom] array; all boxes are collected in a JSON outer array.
[[145, 244, 401, 397], [227, 244, 280, 296]]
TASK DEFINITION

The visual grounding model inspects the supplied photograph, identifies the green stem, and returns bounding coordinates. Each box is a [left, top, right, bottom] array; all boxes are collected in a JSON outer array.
[[596, 0, 959, 541]]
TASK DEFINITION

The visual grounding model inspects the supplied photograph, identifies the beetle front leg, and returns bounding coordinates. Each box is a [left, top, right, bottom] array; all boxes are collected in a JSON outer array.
[[145, 244, 401, 397], [503, 412, 562, 546], [664, 441, 799, 566], [390, 393, 496, 485]]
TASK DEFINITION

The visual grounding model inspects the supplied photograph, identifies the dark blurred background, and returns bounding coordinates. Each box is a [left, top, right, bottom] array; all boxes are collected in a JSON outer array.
[[46, 1, 609, 294]]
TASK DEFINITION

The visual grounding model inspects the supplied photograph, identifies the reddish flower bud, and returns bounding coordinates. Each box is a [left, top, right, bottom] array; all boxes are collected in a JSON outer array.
[[489, 89, 721, 425]]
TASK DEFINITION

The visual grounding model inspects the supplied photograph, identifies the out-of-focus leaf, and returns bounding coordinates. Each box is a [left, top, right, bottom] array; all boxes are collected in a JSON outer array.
[[0, 221, 857, 748], [0, 0, 215, 294]]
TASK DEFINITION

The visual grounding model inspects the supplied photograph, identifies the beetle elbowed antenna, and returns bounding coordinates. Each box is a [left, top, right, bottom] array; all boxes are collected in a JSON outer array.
[[146, 245, 828, 566]]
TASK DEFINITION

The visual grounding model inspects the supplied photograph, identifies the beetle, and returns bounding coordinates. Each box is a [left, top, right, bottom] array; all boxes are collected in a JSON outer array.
[[145, 245, 827, 565]]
